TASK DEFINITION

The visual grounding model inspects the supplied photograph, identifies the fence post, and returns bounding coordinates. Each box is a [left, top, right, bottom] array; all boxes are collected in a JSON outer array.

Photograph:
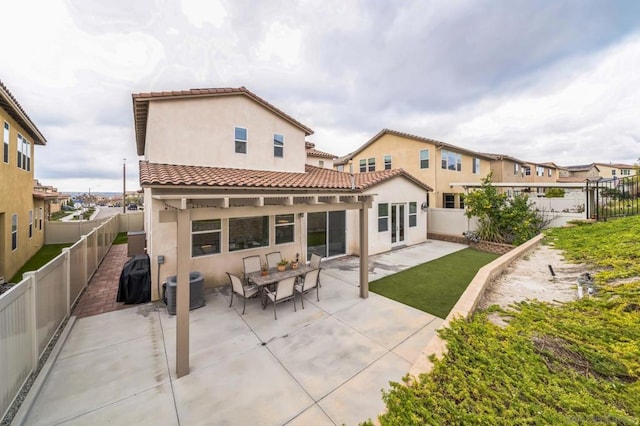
[[23, 272, 39, 368], [62, 248, 71, 316]]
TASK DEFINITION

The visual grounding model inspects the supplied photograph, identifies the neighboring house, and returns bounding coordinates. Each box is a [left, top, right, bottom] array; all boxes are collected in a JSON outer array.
[[487, 154, 560, 197], [33, 179, 63, 218], [305, 141, 337, 169], [593, 162, 638, 179], [557, 164, 601, 183], [133, 87, 431, 295], [336, 129, 492, 208], [0, 79, 47, 282]]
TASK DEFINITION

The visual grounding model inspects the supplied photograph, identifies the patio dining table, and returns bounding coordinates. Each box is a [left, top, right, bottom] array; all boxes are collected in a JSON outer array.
[[246, 264, 313, 287]]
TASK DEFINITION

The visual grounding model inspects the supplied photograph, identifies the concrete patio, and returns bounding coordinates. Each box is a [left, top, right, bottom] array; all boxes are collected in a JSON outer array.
[[22, 240, 466, 425]]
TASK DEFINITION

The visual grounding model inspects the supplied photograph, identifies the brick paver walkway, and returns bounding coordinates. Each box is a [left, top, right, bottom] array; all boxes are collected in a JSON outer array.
[[73, 244, 133, 318]]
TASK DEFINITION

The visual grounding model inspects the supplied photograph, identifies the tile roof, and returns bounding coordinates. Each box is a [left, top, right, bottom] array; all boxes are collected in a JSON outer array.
[[139, 161, 432, 192], [306, 147, 337, 159], [336, 128, 495, 164], [0, 79, 46, 145], [132, 87, 313, 156]]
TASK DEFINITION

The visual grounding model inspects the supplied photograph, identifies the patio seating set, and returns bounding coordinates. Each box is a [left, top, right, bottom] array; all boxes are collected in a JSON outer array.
[[227, 251, 323, 319]]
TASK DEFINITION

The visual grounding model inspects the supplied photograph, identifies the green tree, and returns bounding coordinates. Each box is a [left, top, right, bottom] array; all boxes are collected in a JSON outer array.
[[545, 187, 565, 198], [464, 173, 544, 245]]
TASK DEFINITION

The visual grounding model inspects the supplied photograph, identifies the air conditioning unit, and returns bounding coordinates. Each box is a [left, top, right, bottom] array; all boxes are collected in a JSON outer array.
[[164, 271, 205, 315]]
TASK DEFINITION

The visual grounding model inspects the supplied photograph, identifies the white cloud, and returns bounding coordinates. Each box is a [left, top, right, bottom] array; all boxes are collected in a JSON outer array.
[[181, 0, 228, 28]]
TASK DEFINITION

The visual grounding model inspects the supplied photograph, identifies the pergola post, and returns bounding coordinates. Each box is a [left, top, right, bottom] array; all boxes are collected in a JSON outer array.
[[359, 202, 369, 298], [176, 207, 191, 378]]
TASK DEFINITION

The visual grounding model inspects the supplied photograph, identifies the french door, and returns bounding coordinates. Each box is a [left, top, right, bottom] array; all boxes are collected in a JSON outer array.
[[391, 204, 405, 246]]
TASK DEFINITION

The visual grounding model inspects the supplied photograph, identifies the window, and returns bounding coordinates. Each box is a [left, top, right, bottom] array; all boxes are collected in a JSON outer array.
[[273, 133, 284, 158], [191, 219, 221, 257], [548, 168, 553, 177], [409, 202, 417, 227], [368, 158, 375, 172], [524, 167, 531, 176], [472, 157, 480, 174], [536, 166, 544, 177], [514, 163, 520, 175], [459, 194, 465, 209], [384, 155, 392, 170], [3, 122, 8, 164], [39, 207, 43, 230], [336, 164, 344, 172], [275, 214, 294, 245], [29, 210, 33, 238], [378, 203, 389, 232], [611, 169, 616, 176], [419, 149, 429, 169], [443, 193, 455, 208], [16, 134, 29, 171], [17, 134, 22, 169], [11, 214, 17, 250], [26, 139, 31, 171], [441, 150, 462, 171], [359, 159, 366, 173], [318, 160, 324, 168], [234, 127, 247, 154], [229, 216, 269, 252], [621, 169, 631, 176]]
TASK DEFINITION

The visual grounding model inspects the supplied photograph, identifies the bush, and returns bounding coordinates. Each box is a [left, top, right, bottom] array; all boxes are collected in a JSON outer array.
[[464, 173, 544, 245]]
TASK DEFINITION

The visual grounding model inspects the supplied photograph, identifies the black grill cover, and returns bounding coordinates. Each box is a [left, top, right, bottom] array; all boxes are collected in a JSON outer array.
[[117, 254, 151, 304]]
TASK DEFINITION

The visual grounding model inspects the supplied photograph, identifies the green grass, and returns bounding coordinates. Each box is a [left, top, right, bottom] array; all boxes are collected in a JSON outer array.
[[369, 248, 500, 318], [9, 244, 72, 283], [365, 216, 640, 425], [113, 232, 128, 245]]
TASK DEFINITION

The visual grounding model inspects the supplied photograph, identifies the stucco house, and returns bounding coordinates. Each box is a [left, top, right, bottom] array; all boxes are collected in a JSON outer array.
[[336, 129, 493, 209], [305, 141, 337, 169], [486, 154, 560, 196], [133, 87, 431, 299], [0, 79, 47, 283]]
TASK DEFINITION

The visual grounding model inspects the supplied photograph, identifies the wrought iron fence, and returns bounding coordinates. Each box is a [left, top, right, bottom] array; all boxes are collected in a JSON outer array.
[[587, 175, 640, 220]]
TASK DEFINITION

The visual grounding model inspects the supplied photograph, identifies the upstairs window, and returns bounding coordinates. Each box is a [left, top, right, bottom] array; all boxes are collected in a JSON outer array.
[[273, 133, 284, 158], [536, 166, 544, 176], [548, 168, 553, 177], [384, 155, 392, 170], [318, 160, 324, 168], [29, 210, 33, 238], [17, 134, 22, 169], [611, 169, 617, 176], [359, 159, 366, 172], [514, 163, 520, 175], [441, 150, 462, 171], [524, 167, 531, 176], [472, 157, 480, 174], [419, 149, 429, 169], [336, 164, 344, 172], [367, 157, 375, 172], [11, 214, 17, 250], [234, 127, 247, 154], [17, 134, 29, 171], [621, 169, 631, 176], [3, 122, 8, 164]]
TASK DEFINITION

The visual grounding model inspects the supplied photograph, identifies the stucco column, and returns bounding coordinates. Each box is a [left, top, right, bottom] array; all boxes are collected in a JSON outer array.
[[176, 208, 191, 378], [359, 202, 369, 298]]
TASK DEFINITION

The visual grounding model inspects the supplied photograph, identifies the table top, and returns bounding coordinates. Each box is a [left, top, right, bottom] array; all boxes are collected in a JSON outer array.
[[247, 264, 313, 286]]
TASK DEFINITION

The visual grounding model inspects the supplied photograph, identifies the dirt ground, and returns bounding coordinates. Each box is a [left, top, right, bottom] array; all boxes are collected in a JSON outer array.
[[478, 243, 590, 315]]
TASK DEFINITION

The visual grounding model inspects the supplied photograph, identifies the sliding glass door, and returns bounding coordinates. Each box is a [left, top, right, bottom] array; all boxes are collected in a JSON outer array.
[[307, 210, 346, 260]]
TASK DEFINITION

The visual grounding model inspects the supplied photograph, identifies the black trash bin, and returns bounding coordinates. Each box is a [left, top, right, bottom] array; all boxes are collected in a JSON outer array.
[[164, 271, 205, 315], [116, 254, 151, 304]]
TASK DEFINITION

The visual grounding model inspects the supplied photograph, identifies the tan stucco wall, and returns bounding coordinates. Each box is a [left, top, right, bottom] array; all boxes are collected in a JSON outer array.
[[0, 109, 43, 281], [144, 96, 307, 172], [350, 133, 491, 207], [306, 156, 334, 169]]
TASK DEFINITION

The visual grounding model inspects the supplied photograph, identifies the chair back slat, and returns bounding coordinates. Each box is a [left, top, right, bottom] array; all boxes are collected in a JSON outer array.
[[303, 268, 320, 291], [266, 252, 282, 269], [275, 276, 296, 301], [243, 255, 262, 275], [227, 272, 244, 295], [310, 252, 322, 269]]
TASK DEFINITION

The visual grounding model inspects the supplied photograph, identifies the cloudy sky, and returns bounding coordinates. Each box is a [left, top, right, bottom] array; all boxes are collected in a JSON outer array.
[[2, 0, 640, 192]]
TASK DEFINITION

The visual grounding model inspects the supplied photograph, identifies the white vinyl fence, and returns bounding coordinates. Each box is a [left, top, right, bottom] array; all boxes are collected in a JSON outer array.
[[0, 214, 123, 420]]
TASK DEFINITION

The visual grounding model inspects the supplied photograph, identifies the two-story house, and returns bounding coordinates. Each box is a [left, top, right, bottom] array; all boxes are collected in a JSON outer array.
[[133, 88, 431, 297], [593, 162, 638, 180], [0, 80, 47, 283], [305, 141, 337, 169], [336, 129, 492, 209]]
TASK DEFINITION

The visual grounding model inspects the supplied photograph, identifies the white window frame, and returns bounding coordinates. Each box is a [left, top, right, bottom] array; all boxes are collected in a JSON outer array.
[[419, 149, 429, 169], [443, 193, 455, 208], [472, 157, 480, 174], [318, 160, 324, 168], [611, 169, 616, 176], [378, 203, 389, 232], [17, 134, 22, 169], [367, 157, 375, 172], [441, 150, 462, 172], [3, 121, 9, 164], [384, 154, 392, 170], [275, 214, 295, 245], [536, 166, 544, 177], [39, 207, 43, 230], [11, 213, 17, 251], [359, 159, 366, 173], [621, 169, 631, 176], [234, 127, 247, 154], [273, 133, 284, 158], [29, 210, 33, 238], [191, 219, 221, 258], [514, 163, 520, 175], [408, 202, 417, 227]]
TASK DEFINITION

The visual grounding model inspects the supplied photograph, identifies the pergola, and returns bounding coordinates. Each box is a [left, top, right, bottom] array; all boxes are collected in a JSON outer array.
[[153, 189, 374, 377]]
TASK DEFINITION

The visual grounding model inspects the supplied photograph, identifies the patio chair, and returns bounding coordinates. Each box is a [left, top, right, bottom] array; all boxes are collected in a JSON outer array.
[[266, 251, 282, 269], [242, 255, 262, 285], [295, 268, 320, 309], [263, 276, 297, 320], [227, 272, 260, 315], [309, 251, 323, 287]]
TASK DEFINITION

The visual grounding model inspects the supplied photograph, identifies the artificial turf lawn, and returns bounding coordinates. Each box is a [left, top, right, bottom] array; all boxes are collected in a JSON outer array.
[[369, 248, 500, 319]]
